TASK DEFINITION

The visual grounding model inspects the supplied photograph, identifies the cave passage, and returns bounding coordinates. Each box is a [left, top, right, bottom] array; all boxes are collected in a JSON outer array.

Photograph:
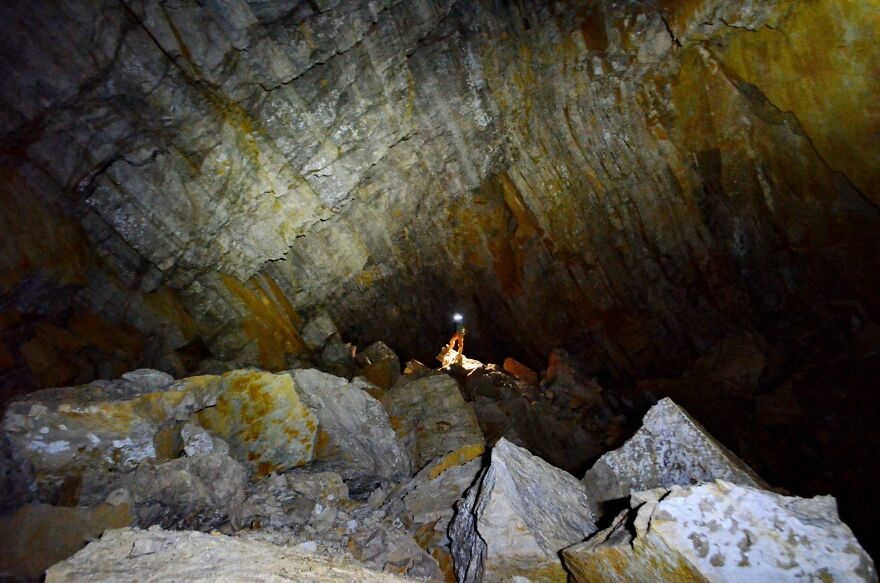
[[1, 0, 879, 579]]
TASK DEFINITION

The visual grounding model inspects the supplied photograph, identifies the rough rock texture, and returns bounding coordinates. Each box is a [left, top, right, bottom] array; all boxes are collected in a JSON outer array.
[[0, 370, 224, 504], [233, 469, 444, 580], [45, 526, 417, 583], [1, 0, 880, 556], [290, 368, 410, 491], [464, 356, 627, 476], [358, 341, 402, 391], [383, 374, 484, 473], [450, 438, 597, 583], [196, 370, 319, 477], [180, 422, 229, 457], [117, 452, 247, 530], [0, 502, 132, 580], [582, 397, 766, 504], [562, 480, 878, 583], [382, 454, 485, 581]]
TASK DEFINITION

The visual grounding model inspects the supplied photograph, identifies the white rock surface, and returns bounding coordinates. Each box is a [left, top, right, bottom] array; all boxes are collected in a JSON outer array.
[[449, 438, 597, 583], [291, 369, 411, 492], [563, 480, 877, 583], [45, 526, 416, 582], [180, 422, 229, 457], [582, 397, 765, 504]]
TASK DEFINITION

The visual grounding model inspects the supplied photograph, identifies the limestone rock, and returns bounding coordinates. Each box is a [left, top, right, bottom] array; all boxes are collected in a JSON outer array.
[[180, 422, 229, 457], [358, 341, 402, 390], [563, 480, 877, 583], [582, 397, 765, 504], [235, 470, 349, 531], [502, 358, 538, 386], [1, 372, 226, 502], [234, 469, 444, 580], [0, 503, 132, 580], [319, 341, 359, 379], [301, 312, 341, 351], [120, 452, 247, 531], [449, 438, 597, 583], [381, 452, 485, 581], [291, 369, 410, 492], [45, 526, 416, 583], [383, 374, 484, 473], [196, 370, 319, 478]]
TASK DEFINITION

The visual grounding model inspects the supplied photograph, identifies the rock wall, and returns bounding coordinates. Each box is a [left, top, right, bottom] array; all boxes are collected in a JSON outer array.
[[1, 0, 878, 394]]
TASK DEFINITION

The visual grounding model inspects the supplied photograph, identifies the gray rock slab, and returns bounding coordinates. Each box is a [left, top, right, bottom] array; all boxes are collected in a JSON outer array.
[[45, 526, 417, 582], [582, 397, 766, 504], [450, 438, 597, 583], [563, 480, 877, 583]]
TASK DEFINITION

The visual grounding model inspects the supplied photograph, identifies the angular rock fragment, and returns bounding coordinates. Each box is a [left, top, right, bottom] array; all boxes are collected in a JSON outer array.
[[582, 397, 765, 504], [563, 480, 877, 583], [291, 369, 410, 491], [180, 422, 229, 457], [120, 452, 247, 530], [450, 438, 597, 583], [383, 374, 484, 473], [45, 527, 416, 583], [358, 341, 402, 390], [235, 470, 349, 531], [235, 469, 444, 581], [301, 312, 341, 351], [196, 370, 319, 477], [319, 341, 359, 378], [1, 372, 226, 502], [502, 357, 538, 386]]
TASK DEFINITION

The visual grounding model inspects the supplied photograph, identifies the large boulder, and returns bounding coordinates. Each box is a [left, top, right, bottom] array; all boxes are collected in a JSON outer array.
[[382, 453, 485, 581], [358, 341, 402, 391], [117, 452, 247, 530], [563, 480, 877, 583], [45, 526, 416, 583], [449, 438, 597, 583], [196, 370, 319, 478], [582, 397, 766, 504], [0, 370, 226, 503], [234, 470, 444, 580], [290, 369, 410, 492], [383, 374, 484, 473]]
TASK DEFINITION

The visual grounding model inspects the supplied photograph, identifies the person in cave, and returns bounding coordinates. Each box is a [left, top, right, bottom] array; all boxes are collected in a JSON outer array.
[[448, 324, 467, 363]]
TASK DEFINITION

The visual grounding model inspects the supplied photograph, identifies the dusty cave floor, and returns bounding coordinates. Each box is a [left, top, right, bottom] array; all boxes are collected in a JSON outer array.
[[0, 315, 877, 583]]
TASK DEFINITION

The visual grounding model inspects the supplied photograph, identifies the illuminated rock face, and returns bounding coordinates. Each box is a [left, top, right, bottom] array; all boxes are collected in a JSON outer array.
[[449, 438, 598, 583], [196, 370, 319, 477], [582, 397, 766, 504], [1, 370, 226, 503], [0, 0, 877, 393], [563, 481, 878, 583], [1, 0, 879, 562], [45, 526, 417, 583]]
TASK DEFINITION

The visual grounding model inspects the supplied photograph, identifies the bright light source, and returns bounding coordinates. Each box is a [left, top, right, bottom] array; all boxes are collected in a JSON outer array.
[[453, 313, 464, 323]]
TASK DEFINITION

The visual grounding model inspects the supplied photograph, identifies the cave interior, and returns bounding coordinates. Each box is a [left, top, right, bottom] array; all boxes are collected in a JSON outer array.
[[1, 0, 879, 579]]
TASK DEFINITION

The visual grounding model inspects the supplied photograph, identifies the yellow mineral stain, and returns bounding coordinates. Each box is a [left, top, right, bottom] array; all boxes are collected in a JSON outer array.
[[220, 272, 306, 370], [428, 442, 485, 480], [713, 0, 880, 199]]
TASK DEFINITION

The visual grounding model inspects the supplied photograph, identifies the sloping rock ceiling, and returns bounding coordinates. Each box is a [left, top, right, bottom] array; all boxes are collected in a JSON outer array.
[[1, 0, 878, 403]]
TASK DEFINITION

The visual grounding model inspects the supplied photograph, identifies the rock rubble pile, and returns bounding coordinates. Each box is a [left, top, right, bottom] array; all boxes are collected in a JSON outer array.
[[1, 332, 875, 582]]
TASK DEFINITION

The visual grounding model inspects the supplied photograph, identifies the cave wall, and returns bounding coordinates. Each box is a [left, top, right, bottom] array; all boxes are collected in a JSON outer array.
[[1, 0, 878, 398]]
